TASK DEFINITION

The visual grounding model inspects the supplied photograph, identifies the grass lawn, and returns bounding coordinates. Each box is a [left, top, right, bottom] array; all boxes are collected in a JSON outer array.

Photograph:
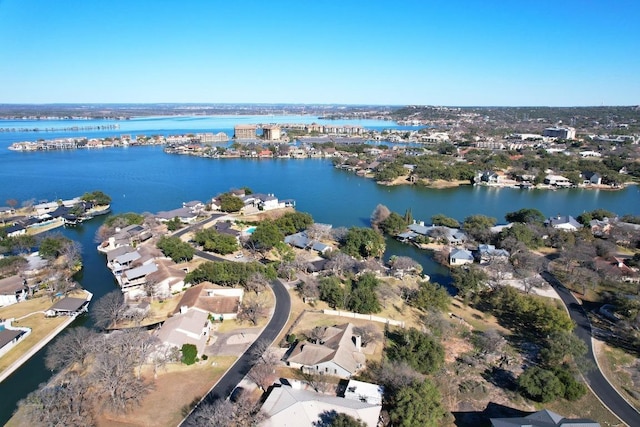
[[0, 291, 89, 374], [595, 340, 640, 410], [96, 356, 236, 427]]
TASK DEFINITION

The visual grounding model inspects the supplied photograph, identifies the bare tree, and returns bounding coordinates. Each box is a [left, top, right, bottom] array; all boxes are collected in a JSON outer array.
[[368, 360, 425, 394], [370, 204, 391, 231], [325, 252, 356, 276], [45, 327, 98, 372], [308, 326, 327, 344], [91, 290, 125, 329], [244, 272, 269, 295], [330, 226, 349, 244], [297, 277, 320, 303], [474, 329, 506, 355], [19, 373, 95, 427], [186, 399, 235, 427], [306, 223, 331, 241], [389, 255, 422, 275], [353, 324, 382, 347], [238, 295, 269, 326]]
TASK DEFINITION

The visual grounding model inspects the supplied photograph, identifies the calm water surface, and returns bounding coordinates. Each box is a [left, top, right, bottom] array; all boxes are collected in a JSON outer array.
[[0, 117, 638, 423]]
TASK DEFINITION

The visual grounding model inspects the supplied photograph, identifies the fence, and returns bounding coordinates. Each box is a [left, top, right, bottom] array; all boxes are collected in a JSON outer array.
[[321, 309, 405, 328]]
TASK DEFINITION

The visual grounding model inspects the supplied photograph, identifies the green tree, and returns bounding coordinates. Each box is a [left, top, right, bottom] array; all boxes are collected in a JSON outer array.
[[342, 227, 385, 259], [408, 281, 450, 312], [389, 379, 445, 427], [319, 277, 345, 309], [104, 212, 144, 227], [81, 190, 111, 206], [181, 344, 198, 365], [431, 214, 459, 228], [451, 266, 488, 300], [166, 216, 183, 231], [347, 272, 381, 314], [273, 211, 313, 235], [39, 235, 69, 259], [194, 228, 238, 255], [387, 328, 444, 374], [539, 330, 587, 367], [249, 222, 284, 251], [462, 215, 496, 242], [156, 236, 194, 263], [219, 193, 245, 212], [505, 208, 545, 224], [518, 366, 565, 403], [379, 212, 408, 236], [403, 208, 413, 225], [186, 260, 271, 287]]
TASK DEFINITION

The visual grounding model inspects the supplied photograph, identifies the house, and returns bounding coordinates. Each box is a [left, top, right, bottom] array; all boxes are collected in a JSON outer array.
[[581, 171, 602, 185], [285, 323, 366, 378], [156, 306, 210, 355], [156, 207, 198, 224], [490, 409, 600, 427], [45, 296, 90, 317], [98, 224, 152, 252], [0, 320, 31, 358], [145, 258, 188, 298], [477, 171, 502, 185], [544, 175, 571, 187], [173, 282, 243, 321], [260, 381, 381, 427], [0, 276, 28, 307], [117, 263, 158, 293], [476, 244, 510, 264], [182, 200, 204, 212], [593, 256, 639, 283], [589, 218, 612, 236], [407, 222, 467, 245], [545, 215, 582, 231], [5, 224, 26, 237], [449, 248, 474, 266], [284, 231, 333, 255]]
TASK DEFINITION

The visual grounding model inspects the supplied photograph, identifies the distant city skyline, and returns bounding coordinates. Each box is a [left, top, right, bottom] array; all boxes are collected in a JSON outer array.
[[1, 0, 638, 106]]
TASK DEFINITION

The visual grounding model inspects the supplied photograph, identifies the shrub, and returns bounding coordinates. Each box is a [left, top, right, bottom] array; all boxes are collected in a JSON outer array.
[[181, 344, 198, 365]]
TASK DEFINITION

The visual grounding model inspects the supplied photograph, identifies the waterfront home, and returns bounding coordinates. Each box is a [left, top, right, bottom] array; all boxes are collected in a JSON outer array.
[[182, 200, 205, 212], [5, 224, 26, 238], [98, 224, 152, 252], [0, 320, 31, 358], [589, 218, 612, 236], [581, 171, 602, 185], [156, 306, 210, 356], [407, 222, 467, 245], [241, 193, 288, 211], [545, 215, 582, 231], [0, 276, 28, 307], [449, 248, 475, 266], [45, 296, 90, 317], [145, 258, 187, 298], [476, 244, 510, 264], [593, 256, 639, 283], [173, 282, 243, 321], [490, 408, 600, 427], [156, 207, 198, 224], [544, 174, 571, 187], [259, 380, 381, 427], [284, 231, 333, 255], [285, 323, 366, 378], [118, 263, 158, 294]]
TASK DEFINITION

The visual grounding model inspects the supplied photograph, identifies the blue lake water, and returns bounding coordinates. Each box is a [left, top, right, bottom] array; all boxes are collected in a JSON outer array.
[[0, 116, 638, 423]]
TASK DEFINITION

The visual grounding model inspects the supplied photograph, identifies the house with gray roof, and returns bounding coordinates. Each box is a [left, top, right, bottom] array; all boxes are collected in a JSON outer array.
[[545, 215, 582, 231], [490, 409, 600, 427], [260, 381, 381, 427], [284, 231, 333, 255], [285, 323, 366, 378], [449, 248, 474, 266], [0, 276, 28, 307], [156, 306, 210, 356], [476, 244, 510, 264]]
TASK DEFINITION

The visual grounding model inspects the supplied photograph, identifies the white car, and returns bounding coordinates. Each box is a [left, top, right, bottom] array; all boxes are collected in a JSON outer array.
[[234, 253, 243, 259]]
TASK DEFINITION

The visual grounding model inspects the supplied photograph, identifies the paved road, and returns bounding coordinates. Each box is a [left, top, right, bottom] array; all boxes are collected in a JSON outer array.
[[181, 278, 291, 426], [542, 271, 640, 427]]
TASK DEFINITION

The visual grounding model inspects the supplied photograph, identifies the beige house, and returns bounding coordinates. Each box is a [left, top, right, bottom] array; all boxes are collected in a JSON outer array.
[[156, 307, 210, 355], [285, 323, 366, 378], [174, 282, 243, 320]]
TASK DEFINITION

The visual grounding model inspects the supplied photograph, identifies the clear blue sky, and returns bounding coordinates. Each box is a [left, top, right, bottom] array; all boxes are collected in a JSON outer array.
[[0, 0, 638, 106]]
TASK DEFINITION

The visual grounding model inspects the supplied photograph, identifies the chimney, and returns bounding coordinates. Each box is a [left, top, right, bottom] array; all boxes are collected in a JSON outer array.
[[180, 305, 188, 314], [353, 335, 362, 352]]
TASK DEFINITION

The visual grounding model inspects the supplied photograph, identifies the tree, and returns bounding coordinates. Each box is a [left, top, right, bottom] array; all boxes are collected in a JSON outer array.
[[238, 294, 269, 325], [326, 252, 356, 276], [245, 272, 269, 294], [431, 214, 459, 228], [249, 222, 284, 252], [505, 208, 545, 224], [342, 227, 385, 259], [156, 236, 194, 262], [186, 399, 235, 427], [407, 280, 450, 312], [308, 326, 328, 344], [219, 193, 245, 212], [314, 412, 367, 427], [389, 255, 422, 275], [389, 379, 445, 427], [452, 266, 488, 299], [45, 327, 98, 371], [352, 324, 382, 347], [517, 366, 565, 403], [347, 272, 381, 314], [166, 216, 183, 231], [81, 190, 111, 206], [539, 330, 587, 367], [462, 215, 496, 242], [370, 204, 391, 231], [319, 277, 345, 309], [91, 290, 125, 329], [181, 344, 198, 365], [387, 328, 444, 374], [379, 212, 408, 236], [38, 234, 70, 259]]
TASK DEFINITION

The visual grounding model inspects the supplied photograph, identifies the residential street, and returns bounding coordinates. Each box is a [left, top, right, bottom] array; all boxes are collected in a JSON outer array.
[[543, 271, 640, 427], [181, 278, 291, 425]]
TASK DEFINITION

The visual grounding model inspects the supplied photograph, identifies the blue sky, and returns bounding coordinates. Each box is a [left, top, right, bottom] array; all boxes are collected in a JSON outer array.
[[0, 0, 638, 106]]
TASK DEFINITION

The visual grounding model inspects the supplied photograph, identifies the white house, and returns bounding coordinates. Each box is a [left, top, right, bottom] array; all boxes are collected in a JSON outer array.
[[449, 248, 474, 266], [0, 276, 28, 307], [156, 307, 211, 356], [545, 215, 582, 232]]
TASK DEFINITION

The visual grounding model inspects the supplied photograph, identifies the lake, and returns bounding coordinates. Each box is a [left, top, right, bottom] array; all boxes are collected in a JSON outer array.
[[0, 116, 638, 423]]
